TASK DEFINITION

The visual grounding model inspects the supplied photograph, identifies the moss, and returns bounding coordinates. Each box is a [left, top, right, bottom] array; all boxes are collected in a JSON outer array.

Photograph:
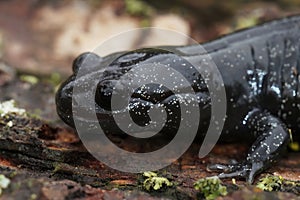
[[256, 175, 283, 192], [9, 171, 17, 179], [125, 0, 154, 17], [47, 72, 62, 88], [142, 171, 172, 191], [29, 193, 37, 200], [140, 18, 151, 27], [194, 176, 227, 200], [19, 75, 39, 85], [256, 175, 300, 193], [27, 109, 42, 120], [235, 15, 258, 30]]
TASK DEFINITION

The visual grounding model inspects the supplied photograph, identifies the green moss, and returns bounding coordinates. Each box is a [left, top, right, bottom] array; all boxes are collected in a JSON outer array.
[[48, 72, 62, 87], [125, 0, 153, 17], [140, 18, 151, 27], [194, 176, 227, 200], [19, 75, 39, 85], [235, 16, 258, 30], [142, 171, 172, 191], [27, 109, 42, 120], [9, 171, 17, 178]]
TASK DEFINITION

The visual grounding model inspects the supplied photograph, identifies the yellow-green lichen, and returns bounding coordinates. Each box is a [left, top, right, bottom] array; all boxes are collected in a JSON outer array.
[[256, 175, 300, 192], [143, 171, 172, 191], [256, 175, 283, 192], [194, 176, 227, 200], [0, 174, 10, 196]]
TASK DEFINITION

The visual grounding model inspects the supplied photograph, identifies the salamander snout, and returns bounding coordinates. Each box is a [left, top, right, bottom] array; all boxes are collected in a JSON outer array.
[[56, 52, 102, 127], [56, 75, 75, 127]]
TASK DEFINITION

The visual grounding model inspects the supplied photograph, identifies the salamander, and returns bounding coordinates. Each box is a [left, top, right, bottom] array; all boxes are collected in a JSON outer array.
[[56, 15, 300, 183]]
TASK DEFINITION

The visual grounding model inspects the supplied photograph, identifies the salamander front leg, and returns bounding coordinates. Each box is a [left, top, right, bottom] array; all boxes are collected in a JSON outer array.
[[208, 109, 290, 184]]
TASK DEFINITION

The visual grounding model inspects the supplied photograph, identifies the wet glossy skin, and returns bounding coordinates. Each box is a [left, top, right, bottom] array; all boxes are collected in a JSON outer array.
[[56, 16, 300, 183]]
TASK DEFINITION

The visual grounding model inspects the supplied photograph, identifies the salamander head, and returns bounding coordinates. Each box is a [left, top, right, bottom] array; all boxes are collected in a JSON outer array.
[[56, 49, 174, 127], [56, 48, 208, 130]]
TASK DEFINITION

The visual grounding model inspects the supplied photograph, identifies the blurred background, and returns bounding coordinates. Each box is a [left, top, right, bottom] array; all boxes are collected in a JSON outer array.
[[0, 0, 300, 122], [1, 0, 300, 75]]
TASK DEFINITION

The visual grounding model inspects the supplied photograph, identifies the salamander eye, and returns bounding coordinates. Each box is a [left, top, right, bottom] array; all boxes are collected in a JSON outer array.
[[72, 52, 102, 74], [111, 52, 147, 67], [117, 52, 147, 63], [111, 48, 170, 67]]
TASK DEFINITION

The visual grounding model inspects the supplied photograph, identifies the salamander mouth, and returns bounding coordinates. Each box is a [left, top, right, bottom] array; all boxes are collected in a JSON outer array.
[[56, 75, 76, 127], [93, 78, 211, 133], [91, 81, 211, 153]]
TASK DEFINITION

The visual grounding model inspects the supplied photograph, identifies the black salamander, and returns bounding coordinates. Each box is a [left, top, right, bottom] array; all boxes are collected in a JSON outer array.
[[56, 16, 300, 183]]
